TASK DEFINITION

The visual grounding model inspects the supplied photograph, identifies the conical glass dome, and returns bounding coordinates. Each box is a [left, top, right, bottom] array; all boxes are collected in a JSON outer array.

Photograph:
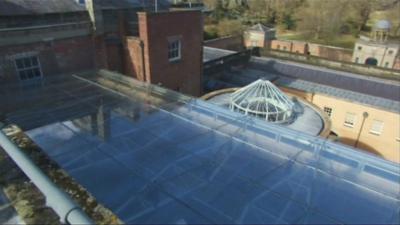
[[230, 79, 294, 123]]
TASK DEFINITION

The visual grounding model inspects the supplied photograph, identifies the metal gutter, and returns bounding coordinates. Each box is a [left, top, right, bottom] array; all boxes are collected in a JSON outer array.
[[0, 123, 93, 225]]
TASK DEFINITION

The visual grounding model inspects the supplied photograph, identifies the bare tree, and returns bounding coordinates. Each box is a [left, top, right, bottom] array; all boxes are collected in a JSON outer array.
[[295, 0, 350, 39]]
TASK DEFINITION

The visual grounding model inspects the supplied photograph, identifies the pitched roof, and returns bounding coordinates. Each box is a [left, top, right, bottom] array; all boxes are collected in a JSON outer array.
[[0, 0, 171, 16], [0, 0, 86, 16], [248, 23, 273, 32], [249, 57, 400, 102], [97, 0, 170, 10]]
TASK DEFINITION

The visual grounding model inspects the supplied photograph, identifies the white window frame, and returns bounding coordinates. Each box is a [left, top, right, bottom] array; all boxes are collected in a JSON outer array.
[[323, 107, 333, 117], [344, 112, 356, 128], [168, 38, 181, 62], [369, 120, 384, 135], [14, 55, 43, 81]]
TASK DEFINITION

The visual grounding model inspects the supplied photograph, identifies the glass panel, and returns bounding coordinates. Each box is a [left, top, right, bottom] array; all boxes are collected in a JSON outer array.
[[23, 57, 32, 67], [15, 59, 24, 69], [1, 74, 398, 225], [27, 69, 34, 78], [34, 68, 41, 77], [31, 56, 39, 66], [19, 70, 27, 80]]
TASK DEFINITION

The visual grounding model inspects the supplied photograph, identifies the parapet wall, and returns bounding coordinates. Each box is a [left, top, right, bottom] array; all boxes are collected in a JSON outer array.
[[270, 40, 353, 62], [204, 35, 244, 51]]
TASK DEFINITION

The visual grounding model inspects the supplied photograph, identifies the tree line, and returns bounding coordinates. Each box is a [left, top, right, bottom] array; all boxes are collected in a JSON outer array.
[[203, 0, 400, 40]]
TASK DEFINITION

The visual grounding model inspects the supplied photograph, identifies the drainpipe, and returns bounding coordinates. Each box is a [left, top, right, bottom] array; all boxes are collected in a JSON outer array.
[[0, 123, 93, 225], [140, 41, 147, 82], [355, 112, 368, 148]]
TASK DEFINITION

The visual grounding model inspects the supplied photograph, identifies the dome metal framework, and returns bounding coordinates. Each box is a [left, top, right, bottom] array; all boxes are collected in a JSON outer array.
[[229, 79, 294, 123], [375, 20, 391, 30]]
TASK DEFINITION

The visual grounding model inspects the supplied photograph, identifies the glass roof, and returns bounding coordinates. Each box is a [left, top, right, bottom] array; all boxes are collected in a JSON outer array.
[[1, 72, 399, 224], [230, 79, 295, 123]]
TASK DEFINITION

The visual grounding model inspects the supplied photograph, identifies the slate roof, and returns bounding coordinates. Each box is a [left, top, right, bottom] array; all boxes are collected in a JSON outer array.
[[202, 48, 400, 113], [0, 0, 171, 16], [249, 57, 400, 102], [275, 77, 400, 113], [97, 0, 170, 10], [247, 23, 274, 32], [0, 0, 86, 16]]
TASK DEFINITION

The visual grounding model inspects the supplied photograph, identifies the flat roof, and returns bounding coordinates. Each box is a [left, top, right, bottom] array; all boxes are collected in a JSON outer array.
[[203, 47, 236, 63], [1, 72, 399, 224], [0, 0, 86, 16]]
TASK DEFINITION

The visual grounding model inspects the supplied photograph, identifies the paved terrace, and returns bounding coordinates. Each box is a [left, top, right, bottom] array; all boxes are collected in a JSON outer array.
[[0, 71, 399, 224]]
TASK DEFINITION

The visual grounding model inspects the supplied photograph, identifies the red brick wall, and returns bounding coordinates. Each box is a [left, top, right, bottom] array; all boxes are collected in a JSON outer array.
[[93, 36, 108, 70], [270, 40, 352, 62], [291, 42, 307, 54], [0, 36, 96, 82], [124, 37, 145, 81], [308, 43, 352, 62], [392, 56, 400, 70], [138, 11, 203, 96], [271, 40, 293, 52], [204, 35, 244, 51], [106, 43, 124, 73]]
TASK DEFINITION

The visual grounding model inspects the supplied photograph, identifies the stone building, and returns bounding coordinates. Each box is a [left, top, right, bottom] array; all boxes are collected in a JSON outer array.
[[352, 20, 400, 69], [243, 23, 276, 48], [0, 0, 203, 96]]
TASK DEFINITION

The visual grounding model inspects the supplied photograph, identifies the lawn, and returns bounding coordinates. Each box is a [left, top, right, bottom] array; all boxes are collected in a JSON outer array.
[[277, 31, 357, 49]]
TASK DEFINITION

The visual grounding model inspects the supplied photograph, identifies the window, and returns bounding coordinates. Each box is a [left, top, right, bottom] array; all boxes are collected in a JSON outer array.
[[385, 62, 389, 68], [388, 50, 393, 55], [357, 46, 362, 50], [323, 107, 333, 117], [168, 39, 181, 62], [14, 56, 42, 81], [370, 120, 384, 135], [277, 45, 280, 50], [355, 57, 359, 63], [344, 112, 356, 127], [283, 46, 287, 51]]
